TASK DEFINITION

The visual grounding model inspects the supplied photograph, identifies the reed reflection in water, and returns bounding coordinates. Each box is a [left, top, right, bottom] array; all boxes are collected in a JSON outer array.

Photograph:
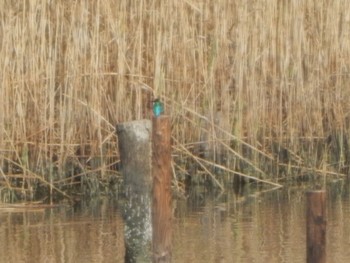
[[0, 182, 350, 262], [173, 181, 350, 263], [0, 199, 125, 263]]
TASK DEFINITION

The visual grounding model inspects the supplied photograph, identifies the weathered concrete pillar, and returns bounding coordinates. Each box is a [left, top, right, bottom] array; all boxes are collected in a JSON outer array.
[[116, 119, 152, 262], [117, 119, 152, 193]]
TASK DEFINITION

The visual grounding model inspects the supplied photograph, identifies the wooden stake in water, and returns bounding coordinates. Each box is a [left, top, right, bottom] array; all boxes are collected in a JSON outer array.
[[152, 115, 172, 263], [306, 190, 326, 263]]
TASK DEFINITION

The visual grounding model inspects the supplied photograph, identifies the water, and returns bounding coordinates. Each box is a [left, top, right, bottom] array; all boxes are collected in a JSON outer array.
[[0, 180, 349, 263]]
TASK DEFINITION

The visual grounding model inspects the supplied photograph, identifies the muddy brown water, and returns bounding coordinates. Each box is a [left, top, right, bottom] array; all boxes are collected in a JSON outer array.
[[0, 180, 349, 263]]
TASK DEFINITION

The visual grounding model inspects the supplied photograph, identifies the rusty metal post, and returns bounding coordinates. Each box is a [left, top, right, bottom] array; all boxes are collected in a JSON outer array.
[[306, 190, 326, 263], [152, 115, 172, 263]]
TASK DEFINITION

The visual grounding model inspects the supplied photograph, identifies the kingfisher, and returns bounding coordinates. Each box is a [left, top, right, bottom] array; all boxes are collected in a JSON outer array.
[[152, 98, 164, 117]]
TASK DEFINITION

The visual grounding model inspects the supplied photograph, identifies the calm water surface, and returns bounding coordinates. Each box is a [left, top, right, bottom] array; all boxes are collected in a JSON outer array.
[[0, 181, 349, 263]]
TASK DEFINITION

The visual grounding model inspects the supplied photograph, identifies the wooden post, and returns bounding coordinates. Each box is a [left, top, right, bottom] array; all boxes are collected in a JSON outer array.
[[152, 115, 172, 263], [306, 190, 326, 263]]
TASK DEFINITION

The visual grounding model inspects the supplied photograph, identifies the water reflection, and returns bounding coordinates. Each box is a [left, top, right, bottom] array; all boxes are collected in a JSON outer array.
[[0, 181, 350, 262], [0, 199, 125, 263], [172, 181, 350, 263]]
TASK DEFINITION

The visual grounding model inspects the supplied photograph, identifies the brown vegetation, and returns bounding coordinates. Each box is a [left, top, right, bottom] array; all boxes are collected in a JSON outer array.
[[0, 1, 349, 200]]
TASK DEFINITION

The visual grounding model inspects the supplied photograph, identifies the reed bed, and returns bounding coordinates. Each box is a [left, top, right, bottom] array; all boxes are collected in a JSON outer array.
[[0, 0, 350, 200]]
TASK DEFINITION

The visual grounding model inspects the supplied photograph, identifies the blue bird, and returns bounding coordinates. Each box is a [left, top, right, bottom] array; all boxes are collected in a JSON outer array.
[[153, 98, 164, 117]]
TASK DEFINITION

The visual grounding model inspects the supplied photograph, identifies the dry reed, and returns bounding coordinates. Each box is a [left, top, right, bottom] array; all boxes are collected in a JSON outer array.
[[0, 0, 349, 200]]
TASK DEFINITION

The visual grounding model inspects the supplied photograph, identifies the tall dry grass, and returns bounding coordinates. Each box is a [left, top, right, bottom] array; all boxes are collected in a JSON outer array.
[[0, 0, 349, 199]]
